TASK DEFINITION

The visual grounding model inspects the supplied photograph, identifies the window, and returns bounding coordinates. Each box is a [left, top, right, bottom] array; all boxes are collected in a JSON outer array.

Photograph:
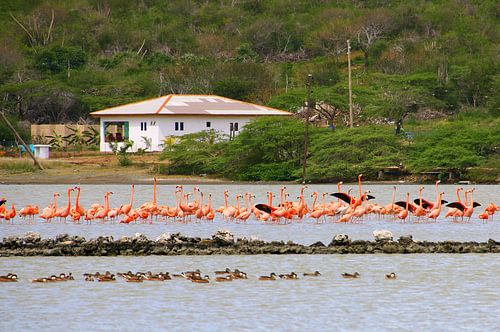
[[104, 121, 129, 142], [206, 121, 211, 128], [175, 122, 184, 131], [234, 122, 239, 131], [230, 122, 234, 132], [140, 121, 147, 131]]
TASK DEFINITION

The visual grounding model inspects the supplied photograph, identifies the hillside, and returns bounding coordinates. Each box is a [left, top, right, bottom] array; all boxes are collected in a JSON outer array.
[[0, 0, 498, 182], [0, 0, 497, 125]]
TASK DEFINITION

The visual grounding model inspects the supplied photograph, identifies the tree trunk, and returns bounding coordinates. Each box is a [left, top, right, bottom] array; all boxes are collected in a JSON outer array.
[[363, 50, 369, 67]]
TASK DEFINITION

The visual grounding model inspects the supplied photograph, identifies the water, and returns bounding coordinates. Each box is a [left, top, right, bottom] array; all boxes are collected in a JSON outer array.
[[0, 184, 498, 243], [1, 184, 499, 330], [0, 254, 499, 331]]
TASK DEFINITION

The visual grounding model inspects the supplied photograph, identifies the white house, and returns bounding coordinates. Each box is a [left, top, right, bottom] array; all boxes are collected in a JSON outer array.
[[90, 94, 291, 152]]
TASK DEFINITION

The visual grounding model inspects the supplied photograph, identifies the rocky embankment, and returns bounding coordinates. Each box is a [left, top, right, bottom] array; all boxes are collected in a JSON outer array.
[[0, 230, 498, 256]]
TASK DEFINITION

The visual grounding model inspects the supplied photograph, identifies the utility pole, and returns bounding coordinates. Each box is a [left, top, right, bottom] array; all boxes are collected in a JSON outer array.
[[0, 110, 44, 170], [347, 39, 353, 128], [302, 74, 313, 184]]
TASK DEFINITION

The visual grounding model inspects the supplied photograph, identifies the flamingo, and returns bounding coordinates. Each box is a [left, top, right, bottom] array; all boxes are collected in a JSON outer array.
[[3, 203, 16, 223], [413, 187, 428, 220], [120, 184, 134, 215], [71, 186, 85, 217], [445, 188, 464, 221], [40, 193, 60, 222], [397, 193, 411, 221], [428, 192, 445, 221], [414, 180, 447, 210], [447, 189, 481, 222], [55, 188, 73, 221], [205, 194, 215, 221], [330, 174, 375, 211], [95, 192, 113, 221], [140, 178, 158, 214]]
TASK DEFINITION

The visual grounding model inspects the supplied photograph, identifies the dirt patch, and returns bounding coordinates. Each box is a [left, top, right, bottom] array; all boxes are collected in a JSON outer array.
[[0, 154, 224, 184]]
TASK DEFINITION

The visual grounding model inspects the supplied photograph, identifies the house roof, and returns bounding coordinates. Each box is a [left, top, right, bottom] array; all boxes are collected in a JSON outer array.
[[90, 94, 291, 117]]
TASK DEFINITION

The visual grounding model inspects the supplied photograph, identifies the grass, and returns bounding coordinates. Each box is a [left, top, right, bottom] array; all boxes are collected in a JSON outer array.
[[0, 158, 36, 173]]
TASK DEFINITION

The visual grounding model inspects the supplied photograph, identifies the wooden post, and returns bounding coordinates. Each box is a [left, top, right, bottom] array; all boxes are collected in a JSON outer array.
[[347, 39, 353, 128], [0, 110, 44, 170], [302, 74, 313, 184]]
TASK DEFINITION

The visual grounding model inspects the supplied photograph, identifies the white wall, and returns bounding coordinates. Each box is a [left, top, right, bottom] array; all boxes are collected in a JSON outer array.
[[157, 115, 255, 140], [98, 115, 260, 152], [99, 116, 162, 153]]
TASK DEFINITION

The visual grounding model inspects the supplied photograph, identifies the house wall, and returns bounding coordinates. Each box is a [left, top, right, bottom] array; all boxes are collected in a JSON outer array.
[[99, 116, 162, 153], [98, 115, 259, 152]]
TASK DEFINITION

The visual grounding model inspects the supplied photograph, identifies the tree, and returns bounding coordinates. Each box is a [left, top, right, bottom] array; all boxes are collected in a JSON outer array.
[[160, 130, 227, 175], [34, 46, 87, 73], [212, 78, 255, 101], [356, 9, 394, 67], [221, 117, 309, 181]]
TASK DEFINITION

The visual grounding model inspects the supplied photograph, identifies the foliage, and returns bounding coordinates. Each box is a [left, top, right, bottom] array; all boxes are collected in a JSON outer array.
[[406, 112, 500, 172], [212, 78, 256, 101], [34, 46, 87, 73], [109, 139, 134, 166], [0, 113, 30, 143], [220, 117, 308, 181], [307, 126, 404, 182], [63, 126, 87, 151], [83, 127, 100, 146], [160, 111, 499, 182], [141, 136, 152, 152], [160, 130, 227, 175], [46, 130, 65, 151]]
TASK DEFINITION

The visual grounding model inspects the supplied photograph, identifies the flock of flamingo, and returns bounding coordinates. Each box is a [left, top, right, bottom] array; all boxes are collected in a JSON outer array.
[[0, 175, 498, 224]]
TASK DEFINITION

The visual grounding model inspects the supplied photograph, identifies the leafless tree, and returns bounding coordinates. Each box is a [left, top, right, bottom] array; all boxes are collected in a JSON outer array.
[[356, 10, 393, 67]]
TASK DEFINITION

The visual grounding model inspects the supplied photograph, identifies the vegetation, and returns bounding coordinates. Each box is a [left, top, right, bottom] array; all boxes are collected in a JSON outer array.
[[0, 1, 497, 180], [163, 112, 499, 182], [109, 139, 134, 166]]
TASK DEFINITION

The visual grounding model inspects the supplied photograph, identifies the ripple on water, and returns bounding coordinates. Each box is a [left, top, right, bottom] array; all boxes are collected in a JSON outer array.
[[1, 254, 499, 331], [0, 184, 499, 244]]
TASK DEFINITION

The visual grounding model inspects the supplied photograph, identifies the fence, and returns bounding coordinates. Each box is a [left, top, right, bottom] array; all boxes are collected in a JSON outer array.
[[31, 124, 100, 147]]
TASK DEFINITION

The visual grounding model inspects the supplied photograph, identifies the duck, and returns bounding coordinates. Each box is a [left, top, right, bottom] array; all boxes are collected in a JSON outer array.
[[32, 275, 57, 283], [230, 269, 248, 279], [259, 273, 277, 281], [279, 272, 299, 280], [303, 271, 321, 277], [342, 272, 360, 279], [190, 275, 210, 283], [214, 268, 232, 275], [126, 275, 144, 282], [183, 269, 202, 279], [144, 272, 169, 281], [117, 271, 134, 278], [385, 272, 397, 279], [215, 275, 233, 282], [97, 274, 116, 282], [0, 273, 18, 282], [56, 273, 74, 281]]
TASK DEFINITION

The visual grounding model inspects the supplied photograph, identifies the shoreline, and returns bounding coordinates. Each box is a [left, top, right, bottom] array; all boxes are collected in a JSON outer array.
[[2, 232, 498, 256], [1, 156, 497, 185]]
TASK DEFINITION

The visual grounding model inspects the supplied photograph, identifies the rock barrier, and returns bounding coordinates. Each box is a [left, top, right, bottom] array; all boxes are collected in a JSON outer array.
[[0, 232, 498, 256]]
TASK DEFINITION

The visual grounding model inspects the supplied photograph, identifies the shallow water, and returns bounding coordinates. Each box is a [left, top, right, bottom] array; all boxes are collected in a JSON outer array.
[[0, 254, 499, 331], [0, 184, 498, 243], [1, 184, 499, 330]]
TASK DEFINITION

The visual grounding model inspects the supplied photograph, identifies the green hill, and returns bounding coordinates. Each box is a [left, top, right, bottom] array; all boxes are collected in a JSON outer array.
[[0, 0, 498, 181]]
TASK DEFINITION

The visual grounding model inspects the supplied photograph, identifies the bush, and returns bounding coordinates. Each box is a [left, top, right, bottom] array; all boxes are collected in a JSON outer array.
[[160, 130, 227, 175], [34, 46, 87, 73]]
